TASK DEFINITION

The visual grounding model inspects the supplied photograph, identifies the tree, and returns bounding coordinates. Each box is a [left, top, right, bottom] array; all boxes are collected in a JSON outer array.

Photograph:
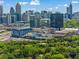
[[51, 54, 66, 59], [36, 56, 43, 59], [64, 19, 79, 28], [44, 53, 51, 59]]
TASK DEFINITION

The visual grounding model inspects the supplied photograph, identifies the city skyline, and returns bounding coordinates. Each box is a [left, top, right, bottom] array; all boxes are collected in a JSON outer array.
[[0, 0, 79, 13]]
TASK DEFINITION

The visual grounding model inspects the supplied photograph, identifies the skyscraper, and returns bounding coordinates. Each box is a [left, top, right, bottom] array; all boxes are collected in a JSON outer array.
[[30, 15, 36, 28], [10, 7, 15, 15], [69, 3, 72, 15], [34, 12, 41, 27], [22, 12, 27, 22], [40, 18, 50, 27], [10, 7, 15, 23], [0, 5, 3, 24], [26, 10, 34, 22], [67, 3, 72, 19], [47, 11, 52, 18], [50, 13, 63, 30], [41, 11, 48, 18], [16, 3, 21, 21]]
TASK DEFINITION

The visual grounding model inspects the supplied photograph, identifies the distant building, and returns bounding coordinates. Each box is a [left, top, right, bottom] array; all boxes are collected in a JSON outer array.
[[22, 10, 34, 22], [50, 13, 64, 30], [2, 14, 16, 26], [40, 18, 50, 27], [22, 10, 35, 27], [66, 3, 72, 19], [10, 7, 16, 23], [1, 14, 7, 25], [41, 11, 48, 18], [26, 10, 34, 22], [34, 12, 41, 27], [16, 3, 21, 21], [47, 11, 52, 18], [30, 15, 36, 28], [0, 5, 3, 24], [72, 12, 79, 20], [22, 13, 27, 22]]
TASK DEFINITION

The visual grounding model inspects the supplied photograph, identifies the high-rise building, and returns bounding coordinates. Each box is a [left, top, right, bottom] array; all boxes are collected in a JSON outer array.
[[2, 14, 16, 26], [16, 3, 21, 21], [22, 10, 34, 23], [4, 14, 16, 25], [22, 12, 27, 22], [50, 13, 64, 30], [66, 3, 72, 19], [47, 11, 52, 18], [10, 7, 16, 23], [69, 3, 72, 15], [41, 11, 48, 18], [0, 5, 3, 24], [2, 14, 12, 25], [10, 7, 15, 15], [34, 12, 41, 27], [2, 14, 7, 25], [30, 15, 36, 28], [40, 18, 50, 27], [26, 10, 34, 22]]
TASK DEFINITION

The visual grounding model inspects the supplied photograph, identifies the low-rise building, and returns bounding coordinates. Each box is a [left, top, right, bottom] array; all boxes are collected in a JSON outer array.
[[11, 21, 32, 38]]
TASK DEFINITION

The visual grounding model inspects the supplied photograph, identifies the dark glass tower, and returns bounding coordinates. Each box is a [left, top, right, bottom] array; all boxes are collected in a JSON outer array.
[[67, 3, 72, 19], [0, 5, 3, 24], [50, 13, 64, 30], [16, 3, 21, 21], [10, 7, 15, 23]]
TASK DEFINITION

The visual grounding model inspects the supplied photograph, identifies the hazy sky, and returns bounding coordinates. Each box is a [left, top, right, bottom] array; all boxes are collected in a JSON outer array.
[[0, 0, 79, 13]]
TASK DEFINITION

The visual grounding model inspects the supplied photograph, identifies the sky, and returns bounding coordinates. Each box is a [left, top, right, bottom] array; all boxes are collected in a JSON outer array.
[[0, 0, 79, 13]]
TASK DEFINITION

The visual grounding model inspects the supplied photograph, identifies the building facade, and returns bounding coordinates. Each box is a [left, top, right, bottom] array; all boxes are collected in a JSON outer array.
[[50, 13, 64, 30], [10, 7, 16, 23], [11, 22, 32, 38], [0, 5, 3, 24], [16, 3, 21, 21], [34, 12, 41, 27], [41, 11, 48, 18], [66, 3, 72, 19]]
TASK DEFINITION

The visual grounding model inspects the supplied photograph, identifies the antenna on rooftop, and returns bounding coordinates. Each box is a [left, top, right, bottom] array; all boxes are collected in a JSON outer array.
[[70, 0, 72, 4]]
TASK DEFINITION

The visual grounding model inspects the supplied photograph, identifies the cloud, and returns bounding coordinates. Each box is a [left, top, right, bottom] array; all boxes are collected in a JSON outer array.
[[30, 0, 40, 5], [64, 4, 68, 7], [19, 0, 40, 6], [0, 0, 4, 5], [55, 7, 58, 9], [72, 1, 79, 4], [19, 2, 29, 5], [48, 8, 53, 11]]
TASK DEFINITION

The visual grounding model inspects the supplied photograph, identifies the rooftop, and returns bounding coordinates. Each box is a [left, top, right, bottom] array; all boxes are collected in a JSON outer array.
[[11, 21, 31, 29]]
